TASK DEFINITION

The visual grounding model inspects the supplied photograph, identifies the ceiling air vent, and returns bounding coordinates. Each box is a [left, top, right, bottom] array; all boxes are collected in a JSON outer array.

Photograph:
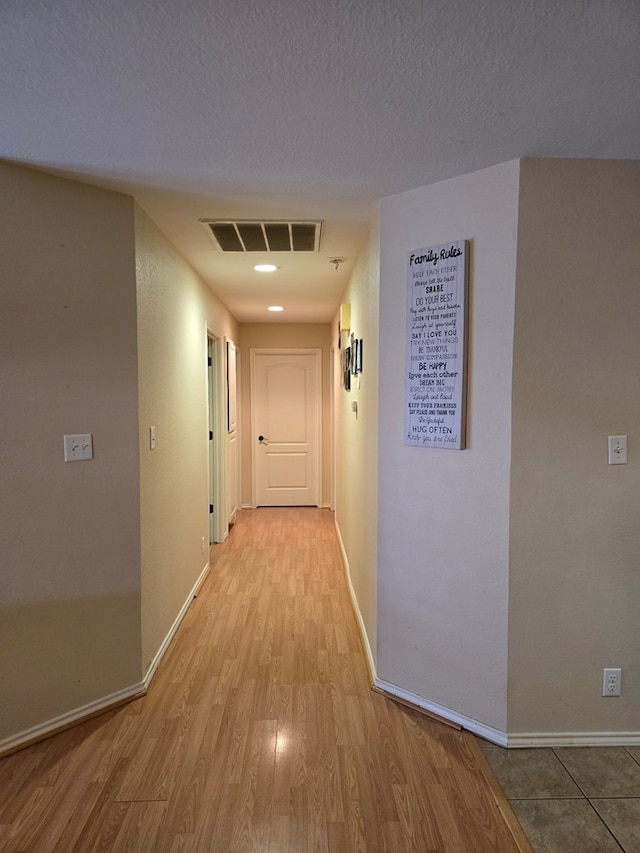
[[200, 220, 323, 252]]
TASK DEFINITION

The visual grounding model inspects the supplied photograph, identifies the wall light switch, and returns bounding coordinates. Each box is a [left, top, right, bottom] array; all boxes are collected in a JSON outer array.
[[608, 435, 627, 465], [64, 433, 93, 461]]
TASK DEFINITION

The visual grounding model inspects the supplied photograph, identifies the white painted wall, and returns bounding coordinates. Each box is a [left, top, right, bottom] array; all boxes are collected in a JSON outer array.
[[0, 163, 142, 744], [508, 159, 640, 737], [377, 162, 521, 732], [135, 208, 238, 674]]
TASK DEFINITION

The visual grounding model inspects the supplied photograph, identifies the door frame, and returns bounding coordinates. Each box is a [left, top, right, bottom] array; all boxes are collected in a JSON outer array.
[[207, 330, 227, 543], [250, 347, 322, 508], [226, 339, 239, 526]]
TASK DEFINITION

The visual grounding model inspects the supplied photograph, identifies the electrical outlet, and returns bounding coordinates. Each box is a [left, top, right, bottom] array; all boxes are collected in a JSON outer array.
[[201, 536, 206, 555], [602, 668, 621, 696]]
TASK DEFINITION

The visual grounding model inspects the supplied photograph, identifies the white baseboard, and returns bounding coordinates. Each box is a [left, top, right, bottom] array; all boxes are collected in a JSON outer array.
[[1, 560, 211, 758], [372, 678, 640, 748], [331, 523, 639, 750], [374, 677, 509, 746], [143, 560, 210, 688], [506, 731, 640, 748], [333, 519, 377, 685], [0, 680, 147, 757]]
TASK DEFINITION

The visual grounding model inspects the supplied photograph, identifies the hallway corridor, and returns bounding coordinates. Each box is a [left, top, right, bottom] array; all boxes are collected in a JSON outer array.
[[0, 508, 528, 851]]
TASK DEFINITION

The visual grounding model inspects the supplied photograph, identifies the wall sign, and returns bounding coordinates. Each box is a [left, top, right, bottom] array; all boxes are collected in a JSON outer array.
[[404, 240, 469, 449]]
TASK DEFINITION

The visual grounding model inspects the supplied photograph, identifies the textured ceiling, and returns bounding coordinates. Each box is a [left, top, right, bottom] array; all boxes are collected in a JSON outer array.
[[2, 0, 639, 321]]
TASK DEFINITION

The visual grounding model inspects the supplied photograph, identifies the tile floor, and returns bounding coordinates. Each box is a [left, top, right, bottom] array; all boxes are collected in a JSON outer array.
[[479, 742, 640, 852]]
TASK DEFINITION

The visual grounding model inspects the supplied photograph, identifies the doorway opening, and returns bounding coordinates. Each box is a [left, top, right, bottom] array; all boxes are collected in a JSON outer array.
[[250, 348, 322, 507], [207, 333, 227, 543]]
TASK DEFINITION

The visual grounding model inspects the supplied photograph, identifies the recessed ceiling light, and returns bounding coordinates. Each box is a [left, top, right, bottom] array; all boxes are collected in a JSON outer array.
[[268, 305, 285, 312], [254, 263, 278, 272]]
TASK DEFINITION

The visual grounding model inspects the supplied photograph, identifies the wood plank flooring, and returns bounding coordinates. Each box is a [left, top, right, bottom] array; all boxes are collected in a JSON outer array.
[[0, 508, 529, 851]]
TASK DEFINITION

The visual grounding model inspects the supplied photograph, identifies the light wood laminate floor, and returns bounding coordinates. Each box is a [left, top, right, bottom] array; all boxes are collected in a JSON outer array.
[[0, 508, 529, 852]]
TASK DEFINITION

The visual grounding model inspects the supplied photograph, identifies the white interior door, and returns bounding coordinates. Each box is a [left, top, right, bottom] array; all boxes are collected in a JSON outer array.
[[251, 349, 321, 507], [207, 336, 216, 544], [207, 333, 227, 544], [227, 340, 239, 524]]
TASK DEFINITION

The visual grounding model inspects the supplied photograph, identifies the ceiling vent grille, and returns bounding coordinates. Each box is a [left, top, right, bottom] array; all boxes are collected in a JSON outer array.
[[200, 219, 323, 252]]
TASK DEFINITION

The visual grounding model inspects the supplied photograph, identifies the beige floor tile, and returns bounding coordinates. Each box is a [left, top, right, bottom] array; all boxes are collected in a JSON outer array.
[[510, 799, 621, 853], [555, 747, 640, 797], [627, 746, 640, 766], [482, 747, 582, 799], [592, 798, 640, 853]]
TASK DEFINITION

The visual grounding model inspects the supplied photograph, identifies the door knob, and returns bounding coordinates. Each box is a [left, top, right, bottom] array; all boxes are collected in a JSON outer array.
[[258, 435, 268, 443]]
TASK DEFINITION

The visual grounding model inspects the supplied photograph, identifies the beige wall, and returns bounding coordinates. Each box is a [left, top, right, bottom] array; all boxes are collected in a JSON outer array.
[[0, 163, 142, 744], [0, 164, 239, 749], [508, 159, 640, 735], [238, 324, 333, 508], [377, 161, 521, 733], [332, 224, 381, 665], [376, 157, 640, 741], [135, 207, 238, 673]]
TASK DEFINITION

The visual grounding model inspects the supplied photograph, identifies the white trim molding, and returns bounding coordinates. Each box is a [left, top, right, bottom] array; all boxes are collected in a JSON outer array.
[[1, 560, 211, 759], [333, 519, 376, 685], [249, 348, 322, 509], [143, 560, 210, 688], [371, 681, 640, 749], [370, 682, 640, 749], [333, 518, 640, 750], [506, 731, 640, 748], [374, 677, 509, 746], [0, 681, 147, 758]]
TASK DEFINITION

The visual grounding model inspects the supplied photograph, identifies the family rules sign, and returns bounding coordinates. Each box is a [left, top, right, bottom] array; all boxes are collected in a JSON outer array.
[[404, 240, 469, 449]]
